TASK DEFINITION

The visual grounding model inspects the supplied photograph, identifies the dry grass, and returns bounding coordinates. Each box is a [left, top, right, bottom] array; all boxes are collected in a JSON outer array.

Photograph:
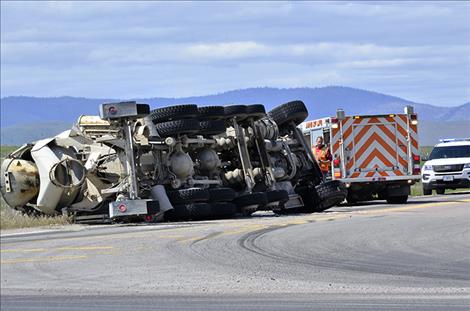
[[0, 199, 70, 231], [411, 182, 470, 196]]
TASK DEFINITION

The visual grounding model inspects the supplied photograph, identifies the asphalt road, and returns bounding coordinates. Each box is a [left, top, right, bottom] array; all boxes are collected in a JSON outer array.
[[1, 193, 470, 310]]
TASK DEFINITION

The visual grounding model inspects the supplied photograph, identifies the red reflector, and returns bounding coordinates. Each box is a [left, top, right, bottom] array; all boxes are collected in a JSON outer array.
[[145, 215, 153, 222], [118, 204, 127, 213], [333, 159, 340, 166], [413, 155, 420, 162]]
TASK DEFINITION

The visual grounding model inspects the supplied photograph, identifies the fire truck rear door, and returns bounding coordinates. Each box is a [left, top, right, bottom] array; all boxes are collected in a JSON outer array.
[[351, 118, 399, 174]]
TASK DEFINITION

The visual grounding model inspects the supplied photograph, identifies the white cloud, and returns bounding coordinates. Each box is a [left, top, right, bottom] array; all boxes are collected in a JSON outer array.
[[1, 1, 469, 105], [185, 41, 271, 59]]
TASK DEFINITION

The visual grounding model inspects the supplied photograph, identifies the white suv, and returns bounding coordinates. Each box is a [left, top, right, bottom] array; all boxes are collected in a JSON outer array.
[[421, 139, 470, 195]]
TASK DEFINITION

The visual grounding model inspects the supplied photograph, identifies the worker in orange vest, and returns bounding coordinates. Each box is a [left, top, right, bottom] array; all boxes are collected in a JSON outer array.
[[313, 136, 332, 175]]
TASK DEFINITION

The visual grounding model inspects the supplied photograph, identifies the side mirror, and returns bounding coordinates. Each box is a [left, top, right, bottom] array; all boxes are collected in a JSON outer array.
[[421, 155, 429, 162]]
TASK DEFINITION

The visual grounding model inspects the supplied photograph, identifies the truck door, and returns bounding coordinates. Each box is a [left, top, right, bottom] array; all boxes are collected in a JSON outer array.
[[351, 118, 399, 175]]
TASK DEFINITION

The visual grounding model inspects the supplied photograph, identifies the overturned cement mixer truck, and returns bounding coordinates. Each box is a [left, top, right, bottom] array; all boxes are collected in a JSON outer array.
[[0, 100, 346, 223]]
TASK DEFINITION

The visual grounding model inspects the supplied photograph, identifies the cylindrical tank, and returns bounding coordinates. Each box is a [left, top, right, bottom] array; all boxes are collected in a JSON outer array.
[[0, 158, 40, 209], [169, 151, 194, 179], [197, 148, 220, 173]]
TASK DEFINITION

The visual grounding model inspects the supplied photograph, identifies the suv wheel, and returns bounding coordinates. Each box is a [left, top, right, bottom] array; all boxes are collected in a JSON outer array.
[[422, 186, 432, 195]]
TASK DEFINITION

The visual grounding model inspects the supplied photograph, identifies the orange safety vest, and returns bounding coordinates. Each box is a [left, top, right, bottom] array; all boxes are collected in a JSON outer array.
[[313, 146, 330, 172]]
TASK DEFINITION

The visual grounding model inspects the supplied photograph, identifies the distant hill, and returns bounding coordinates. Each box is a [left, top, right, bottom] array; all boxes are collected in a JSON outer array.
[[1, 86, 468, 146], [419, 121, 470, 146], [0, 122, 71, 146]]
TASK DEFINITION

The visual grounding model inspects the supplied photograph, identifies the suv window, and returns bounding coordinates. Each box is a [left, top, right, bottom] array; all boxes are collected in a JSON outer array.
[[429, 145, 470, 160]]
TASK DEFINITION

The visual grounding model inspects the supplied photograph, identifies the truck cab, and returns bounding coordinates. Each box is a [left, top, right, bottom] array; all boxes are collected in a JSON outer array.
[[421, 139, 470, 195]]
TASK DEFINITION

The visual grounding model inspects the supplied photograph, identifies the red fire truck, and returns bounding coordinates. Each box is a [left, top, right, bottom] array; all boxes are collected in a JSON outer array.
[[300, 106, 421, 204]]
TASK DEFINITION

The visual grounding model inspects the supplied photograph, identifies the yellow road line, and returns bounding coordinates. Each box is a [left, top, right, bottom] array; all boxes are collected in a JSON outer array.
[[1, 255, 88, 264], [2, 245, 114, 254], [216, 224, 269, 237], [56, 246, 114, 251], [1, 248, 46, 253], [356, 200, 468, 216]]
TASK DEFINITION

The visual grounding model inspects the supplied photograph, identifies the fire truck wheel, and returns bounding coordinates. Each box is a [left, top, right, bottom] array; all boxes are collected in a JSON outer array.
[[386, 195, 409, 204], [268, 100, 308, 127], [346, 191, 359, 204], [198, 120, 226, 136], [197, 106, 226, 120], [436, 188, 445, 195], [150, 104, 199, 123], [210, 202, 237, 218], [422, 187, 432, 196], [208, 187, 237, 202], [155, 119, 201, 137], [166, 188, 210, 204]]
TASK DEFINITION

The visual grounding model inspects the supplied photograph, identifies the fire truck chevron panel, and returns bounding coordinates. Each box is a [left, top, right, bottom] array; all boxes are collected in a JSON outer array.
[[330, 115, 418, 179]]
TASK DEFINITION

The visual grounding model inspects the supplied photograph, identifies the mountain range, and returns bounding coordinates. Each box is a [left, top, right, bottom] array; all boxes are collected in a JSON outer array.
[[1, 86, 469, 146]]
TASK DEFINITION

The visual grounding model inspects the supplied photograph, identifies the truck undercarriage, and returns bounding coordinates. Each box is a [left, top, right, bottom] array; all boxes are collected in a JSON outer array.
[[1, 101, 346, 223]]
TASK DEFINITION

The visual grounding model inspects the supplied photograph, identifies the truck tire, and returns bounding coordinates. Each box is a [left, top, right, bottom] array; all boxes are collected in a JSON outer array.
[[155, 119, 200, 137], [315, 180, 347, 212], [150, 104, 199, 123], [436, 188, 445, 195], [422, 187, 432, 195], [198, 106, 226, 120], [245, 104, 266, 120], [295, 185, 319, 213], [266, 190, 289, 203], [198, 120, 226, 136], [166, 188, 210, 204], [169, 203, 212, 221], [208, 187, 237, 202], [386, 195, 408, 204], [210, 202, 237, 218], [268, 100, 308, 127], [188, 203, 212, 220], [224, 105, 248, 119], [233, 192, 268, 208]]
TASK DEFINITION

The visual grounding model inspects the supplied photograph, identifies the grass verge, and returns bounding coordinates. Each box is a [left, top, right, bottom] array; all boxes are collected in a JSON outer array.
[[411, 182, 469, 196], [0, 199, 71, 231]]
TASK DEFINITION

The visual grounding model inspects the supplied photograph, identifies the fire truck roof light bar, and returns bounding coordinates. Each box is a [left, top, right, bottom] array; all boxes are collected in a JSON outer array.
[[351, 113, 410, 119]]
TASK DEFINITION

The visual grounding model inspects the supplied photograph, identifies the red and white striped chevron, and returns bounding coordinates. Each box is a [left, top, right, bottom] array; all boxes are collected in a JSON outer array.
[[331, 115, 418, 179]]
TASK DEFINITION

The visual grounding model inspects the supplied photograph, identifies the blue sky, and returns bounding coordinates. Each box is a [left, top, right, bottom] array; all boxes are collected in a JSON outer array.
[[1, 1, 469, 106]]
